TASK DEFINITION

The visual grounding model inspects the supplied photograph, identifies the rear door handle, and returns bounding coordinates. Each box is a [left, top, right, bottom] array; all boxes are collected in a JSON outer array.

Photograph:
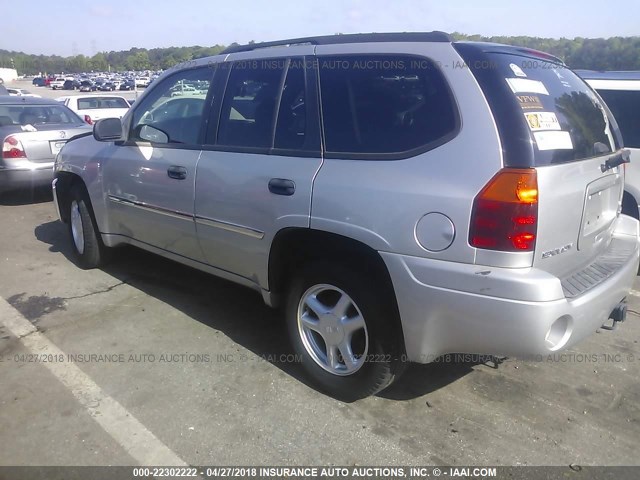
[[167, 166, 187, 180], [268, 178, 295, 196]]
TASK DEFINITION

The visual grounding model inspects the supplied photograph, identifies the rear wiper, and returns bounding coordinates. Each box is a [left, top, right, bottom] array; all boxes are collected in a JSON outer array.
[[601, 149, 630, 173]]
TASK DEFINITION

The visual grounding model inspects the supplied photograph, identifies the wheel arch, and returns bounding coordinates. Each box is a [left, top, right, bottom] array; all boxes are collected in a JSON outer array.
[[54, 171, 87, 224], [268, 227, 406, 348]]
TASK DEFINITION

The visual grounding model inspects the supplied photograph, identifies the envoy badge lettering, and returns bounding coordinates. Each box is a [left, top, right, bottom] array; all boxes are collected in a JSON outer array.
[[542, 243, 573, 259]]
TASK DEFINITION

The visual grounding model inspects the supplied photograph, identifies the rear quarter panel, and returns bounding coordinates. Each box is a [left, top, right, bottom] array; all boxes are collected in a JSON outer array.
[[310, 42, 503, 264]]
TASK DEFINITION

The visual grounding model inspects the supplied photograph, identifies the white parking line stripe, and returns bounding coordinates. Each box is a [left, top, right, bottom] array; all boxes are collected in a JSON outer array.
[[0, 297, 189, 467], [629, 290, 640, 297]]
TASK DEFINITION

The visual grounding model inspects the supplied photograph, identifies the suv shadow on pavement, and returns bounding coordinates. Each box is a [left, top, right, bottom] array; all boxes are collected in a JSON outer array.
[[34, 218, 480, 402]]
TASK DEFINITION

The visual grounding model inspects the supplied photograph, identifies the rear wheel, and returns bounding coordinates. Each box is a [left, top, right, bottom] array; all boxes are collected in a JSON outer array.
[[286, 262, 405, 401], [67, 185, 108, 269]]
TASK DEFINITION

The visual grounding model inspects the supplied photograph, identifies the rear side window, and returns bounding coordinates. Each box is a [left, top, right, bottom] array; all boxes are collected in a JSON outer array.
[[318, 55, 458, 157], [595, 89, 640, 148]]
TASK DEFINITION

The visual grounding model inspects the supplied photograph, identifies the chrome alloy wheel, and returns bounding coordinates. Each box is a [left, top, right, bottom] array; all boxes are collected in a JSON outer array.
[[70, 200, 85, 255], [297, 284, 369, 376]]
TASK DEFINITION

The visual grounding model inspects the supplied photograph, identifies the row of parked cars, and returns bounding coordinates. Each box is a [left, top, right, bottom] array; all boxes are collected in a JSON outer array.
[[32, 71, 161, 91], [3, 33, 640, 400]]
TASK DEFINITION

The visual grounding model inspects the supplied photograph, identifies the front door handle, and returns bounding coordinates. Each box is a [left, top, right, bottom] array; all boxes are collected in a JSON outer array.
[[268, 178, 295, 196], [167, 166, 187, 180]]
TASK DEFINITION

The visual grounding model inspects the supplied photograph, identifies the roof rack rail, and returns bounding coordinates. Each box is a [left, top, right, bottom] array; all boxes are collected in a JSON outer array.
[[221, 31, 453, 54]]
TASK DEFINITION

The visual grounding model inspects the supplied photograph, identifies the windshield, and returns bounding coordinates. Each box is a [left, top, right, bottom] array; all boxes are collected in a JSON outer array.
[[455, 45, 622, 167], [77, 97, 130, 109], [502, 54, 618, 164], [0, 104, 83, 125]]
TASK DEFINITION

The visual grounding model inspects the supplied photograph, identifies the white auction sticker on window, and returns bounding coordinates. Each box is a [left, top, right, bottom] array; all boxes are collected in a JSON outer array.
[[524, 112, 561, 131], [505, 78, 550, 95], [534, 131, 573, 150], [509, 63, 527, 78]]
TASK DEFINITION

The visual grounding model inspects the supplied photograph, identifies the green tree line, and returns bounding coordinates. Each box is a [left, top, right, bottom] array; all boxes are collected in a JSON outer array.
[[1, 34, 639, 75], [0, 45, 228, 75], [451, 33, 640, 70]]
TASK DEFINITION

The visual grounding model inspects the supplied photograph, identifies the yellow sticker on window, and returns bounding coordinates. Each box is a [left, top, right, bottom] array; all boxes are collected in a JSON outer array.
[[524, 112, 561, 131]]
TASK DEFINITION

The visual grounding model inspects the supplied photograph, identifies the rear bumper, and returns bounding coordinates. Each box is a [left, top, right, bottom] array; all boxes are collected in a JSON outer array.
[[0, 163, 54, 193], [382, 215, 640, 363]]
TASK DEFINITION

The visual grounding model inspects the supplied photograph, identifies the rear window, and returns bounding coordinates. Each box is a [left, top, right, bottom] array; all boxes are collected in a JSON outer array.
[[595, 89, 640, 148], [456, 46, 620, 167], [77, 97, 129, 110], [318, 54, 458, 158], [0, 104, 82, 125]]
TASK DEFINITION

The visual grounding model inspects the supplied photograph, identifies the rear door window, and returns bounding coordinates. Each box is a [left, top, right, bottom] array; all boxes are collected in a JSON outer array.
[[318, 54, 458, 158], [595, 89, 640, 148]]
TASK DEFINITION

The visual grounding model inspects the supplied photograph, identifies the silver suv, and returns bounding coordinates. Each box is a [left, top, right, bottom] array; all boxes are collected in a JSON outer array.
[[52, 32, 640, 400]]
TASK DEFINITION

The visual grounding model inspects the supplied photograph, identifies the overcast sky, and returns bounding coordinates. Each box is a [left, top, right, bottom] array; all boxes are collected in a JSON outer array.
[[3, 0, 639, 56]]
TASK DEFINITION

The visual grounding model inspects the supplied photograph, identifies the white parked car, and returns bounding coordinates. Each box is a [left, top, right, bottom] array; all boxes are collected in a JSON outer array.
[[50, 77, 67, 90], [6, 88, 41, 98], [56, 95, 131, 124], [578, 71, 640, 220], [135, 76, 150, 87]]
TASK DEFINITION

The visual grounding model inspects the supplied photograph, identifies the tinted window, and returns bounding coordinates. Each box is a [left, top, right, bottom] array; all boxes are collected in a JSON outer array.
[[458, 48, 618, 166], [596, 89, 640, 148], [318, 55, 457, 155], [0, 104, 82, 125], [274, 60, 306, 150], [78, 97, 130, 109], [217, 60, 285, 148], [131, 67, 213, 145]]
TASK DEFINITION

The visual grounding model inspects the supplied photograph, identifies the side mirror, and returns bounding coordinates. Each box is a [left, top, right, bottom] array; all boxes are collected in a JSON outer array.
[[93, 118, 123, 142], [138, 125, 169, 144]]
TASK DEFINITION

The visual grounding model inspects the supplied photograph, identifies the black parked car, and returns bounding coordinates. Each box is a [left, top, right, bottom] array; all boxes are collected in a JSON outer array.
[[63, 79, 81, 90], [32, 77, 46, 87], [99, 82, 116, 91], [79, 80, 97, 92], [119, 79, 135, 91]]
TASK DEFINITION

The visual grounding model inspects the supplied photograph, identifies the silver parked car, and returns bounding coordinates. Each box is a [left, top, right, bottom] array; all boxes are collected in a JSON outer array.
[[0, 97, 91, 194], [52, 32, 640, 400]]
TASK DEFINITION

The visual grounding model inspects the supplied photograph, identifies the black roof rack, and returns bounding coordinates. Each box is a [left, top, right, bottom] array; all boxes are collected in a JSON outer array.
[[221, 31, 452, 54]]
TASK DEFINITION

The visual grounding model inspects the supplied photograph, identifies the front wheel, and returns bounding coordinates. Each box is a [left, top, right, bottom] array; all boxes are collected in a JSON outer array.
[[285, 262, 405, 401], [67, 185, 108, 269]]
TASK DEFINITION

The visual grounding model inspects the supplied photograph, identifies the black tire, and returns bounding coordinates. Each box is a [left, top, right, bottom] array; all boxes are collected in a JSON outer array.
[[67, 184, 108, 269], [285, 262, 405, 401]]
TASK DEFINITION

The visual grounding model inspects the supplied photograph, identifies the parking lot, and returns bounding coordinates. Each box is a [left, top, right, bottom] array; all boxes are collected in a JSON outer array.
[[0, 187, 638, 468], [5, 79, 140, 103]]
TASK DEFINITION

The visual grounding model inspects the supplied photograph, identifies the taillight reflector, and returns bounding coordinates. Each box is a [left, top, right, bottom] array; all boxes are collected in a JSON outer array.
[[2, 135, 27, 159]]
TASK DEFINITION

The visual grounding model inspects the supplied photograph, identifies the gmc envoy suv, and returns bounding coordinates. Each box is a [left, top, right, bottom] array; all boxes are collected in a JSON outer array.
[[52, 32, 640, 400]]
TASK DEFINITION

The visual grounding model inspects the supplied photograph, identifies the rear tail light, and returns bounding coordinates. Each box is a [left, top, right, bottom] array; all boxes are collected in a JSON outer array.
[[2, 135, 27, 159], [84, 115, 93, 125], [469, 168, 538, 252]]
